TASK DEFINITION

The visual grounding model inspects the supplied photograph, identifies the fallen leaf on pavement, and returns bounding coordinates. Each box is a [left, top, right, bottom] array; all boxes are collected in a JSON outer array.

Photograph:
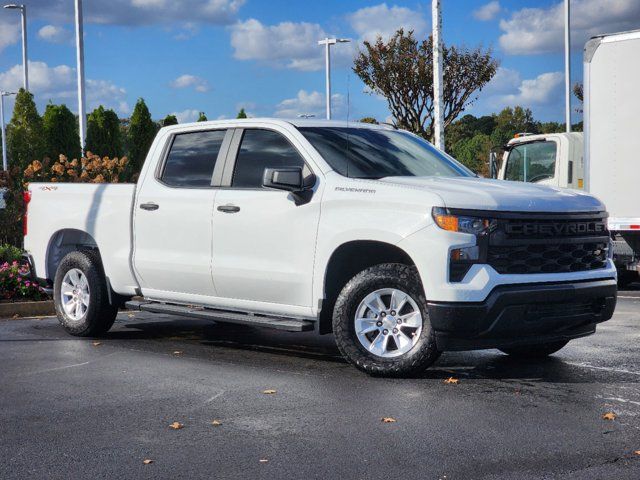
[[172, 351, 183, 355], [169, 422, 184, 429], [381, 417, 397, 423], [211, 420, 222, 426], [262, 389, 277, 394], [634, 450, 640, 455], [259, 459, 269, 463], [92, 341, 101, 346], [444, 377, 459, 385], [127, 313, 135, 318], [602, 412, 617, 421], [12, 314, 19, 319], [143, 459, 153, 465]]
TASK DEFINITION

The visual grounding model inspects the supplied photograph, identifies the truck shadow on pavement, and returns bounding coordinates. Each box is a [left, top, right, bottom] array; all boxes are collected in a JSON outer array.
[[102, 314, 636, 383]]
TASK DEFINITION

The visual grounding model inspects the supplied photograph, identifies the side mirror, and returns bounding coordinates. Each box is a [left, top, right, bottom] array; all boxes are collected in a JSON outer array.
[[263, 167, 305, 191]]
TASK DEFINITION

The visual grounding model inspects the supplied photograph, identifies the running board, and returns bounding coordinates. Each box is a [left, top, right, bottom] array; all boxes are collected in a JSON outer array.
[[125, 300, 314, 332]]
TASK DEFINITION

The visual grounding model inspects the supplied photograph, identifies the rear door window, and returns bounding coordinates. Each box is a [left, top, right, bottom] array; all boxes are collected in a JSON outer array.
[[161, 130, 227, 187], [505, 141, 557, 183]]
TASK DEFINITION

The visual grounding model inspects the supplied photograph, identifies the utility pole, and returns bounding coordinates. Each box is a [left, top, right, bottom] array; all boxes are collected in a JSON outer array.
[[1, 91, 17, 171], [432, 0, 445, 150], [75, 0, 87, 151], [318, 38, 350, 120], [564, 0, 572, 132], [3, 4, 28, 91]]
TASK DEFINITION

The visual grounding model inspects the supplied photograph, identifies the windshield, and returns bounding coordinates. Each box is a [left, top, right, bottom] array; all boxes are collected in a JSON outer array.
[[505, 140, 557, 183], [298, 127, 474, 179]]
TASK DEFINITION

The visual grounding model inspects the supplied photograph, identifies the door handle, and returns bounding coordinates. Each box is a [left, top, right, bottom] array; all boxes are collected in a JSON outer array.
[[140, 202, 159, 211], [217, 204, 240, 213]]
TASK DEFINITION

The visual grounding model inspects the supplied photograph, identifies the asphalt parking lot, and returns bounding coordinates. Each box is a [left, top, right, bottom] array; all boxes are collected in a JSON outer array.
[[1, 289, 639, 480]]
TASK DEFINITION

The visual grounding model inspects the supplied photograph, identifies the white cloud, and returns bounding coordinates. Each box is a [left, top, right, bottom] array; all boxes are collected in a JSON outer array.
[[473, 1, 501, 21], [14, 0, 245, 26], [0, 18, 20, 53], [230, 19, 331, 71], [37, 25, 72, 44], [348, 3, 428, 43], [0, 61, 129, 114], [499, 0, 640, 55], [171, 109, 201, 123], [170, 74, 209, 92], [274, 90, 344, 118], [499, 71, 564, 106]]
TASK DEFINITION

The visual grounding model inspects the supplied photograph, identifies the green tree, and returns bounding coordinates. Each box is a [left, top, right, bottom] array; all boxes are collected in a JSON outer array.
[[128, 98, 157, 172], [6, 88, 45, 172], [85, 106, 123, 158], [353, 29, 498, 141], [162, 114, 178, 126], [451, 133, 492, 175], [490, 106, 537, 146], [197, 111, 208, 122], [236, 108, 247, 119], [42, 103, 81, 160]]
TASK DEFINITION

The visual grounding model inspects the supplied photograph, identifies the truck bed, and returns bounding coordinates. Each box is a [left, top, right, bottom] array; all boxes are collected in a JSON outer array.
[[24, 183, 138, 294]]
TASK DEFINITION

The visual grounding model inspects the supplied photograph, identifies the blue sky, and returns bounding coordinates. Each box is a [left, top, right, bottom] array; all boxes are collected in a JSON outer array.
[[0, 0, 639, 124]]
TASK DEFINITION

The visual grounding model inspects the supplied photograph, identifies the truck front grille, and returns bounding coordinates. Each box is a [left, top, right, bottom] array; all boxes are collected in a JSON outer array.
[[487, 241, 609, 274], [486, 212, 609, 275]]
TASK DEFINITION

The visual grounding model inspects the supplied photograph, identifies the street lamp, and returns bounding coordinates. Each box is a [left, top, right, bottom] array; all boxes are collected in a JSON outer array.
[[3, 4, 28, 91], [74, 0, 87, 151], [1, 91, 17, 171], [317, 38, 350, 120]]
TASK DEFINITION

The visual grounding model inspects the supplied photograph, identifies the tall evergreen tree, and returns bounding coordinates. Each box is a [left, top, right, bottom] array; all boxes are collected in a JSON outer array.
[[43, 103, 81, 160], [128, 98, 157, 172], [6, 88, 45, 171], [85, 106, 123, 158], [162, 114, 178, 126], [197, 111, 208, 122], [236, 108, 247, 119]]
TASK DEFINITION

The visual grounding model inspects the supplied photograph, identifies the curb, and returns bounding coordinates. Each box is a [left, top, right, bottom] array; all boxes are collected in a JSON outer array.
[[0, 300, 55, 318]]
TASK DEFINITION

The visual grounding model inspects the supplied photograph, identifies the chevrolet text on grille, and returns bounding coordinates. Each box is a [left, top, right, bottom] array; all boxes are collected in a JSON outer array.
[[505, 222, 607, 236]]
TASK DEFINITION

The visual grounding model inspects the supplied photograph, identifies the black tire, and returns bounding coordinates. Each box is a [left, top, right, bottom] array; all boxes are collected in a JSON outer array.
[[332, 263, 440, 377], [499, 340, 569, 358], [53, 250, 118, 337]]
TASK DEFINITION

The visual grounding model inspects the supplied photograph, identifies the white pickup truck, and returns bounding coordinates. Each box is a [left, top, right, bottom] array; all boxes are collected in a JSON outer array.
[[24, 119, 617, 376]]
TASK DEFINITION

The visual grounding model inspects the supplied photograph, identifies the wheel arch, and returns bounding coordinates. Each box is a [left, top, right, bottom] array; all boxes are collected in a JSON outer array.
[[318, 240, 417, 334], [45, 228, 101, 282]]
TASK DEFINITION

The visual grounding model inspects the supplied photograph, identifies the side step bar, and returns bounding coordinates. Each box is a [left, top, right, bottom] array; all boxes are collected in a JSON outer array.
[[125, 300, 315, 332]]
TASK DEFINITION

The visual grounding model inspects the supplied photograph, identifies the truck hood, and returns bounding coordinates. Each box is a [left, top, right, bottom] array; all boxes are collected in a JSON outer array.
[[378, 176, 605, 213]]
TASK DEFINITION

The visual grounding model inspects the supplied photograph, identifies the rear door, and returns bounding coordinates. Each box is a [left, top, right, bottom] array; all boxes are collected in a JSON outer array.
[[211, 128, 321, 309], [133, 128, 230, 301]]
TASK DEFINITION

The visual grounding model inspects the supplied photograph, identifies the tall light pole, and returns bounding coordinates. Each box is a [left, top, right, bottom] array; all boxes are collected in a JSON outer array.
[[318, 37, 350, 120], [3, 4, 28, 91], [75, 0, 87, 151], [564, 0, 571, 132], [1, 91, 17, 171], [432, 0, 445, 151]]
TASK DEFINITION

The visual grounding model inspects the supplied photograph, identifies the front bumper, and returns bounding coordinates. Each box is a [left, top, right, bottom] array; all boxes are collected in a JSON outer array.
[[428, 279, 617, 351]]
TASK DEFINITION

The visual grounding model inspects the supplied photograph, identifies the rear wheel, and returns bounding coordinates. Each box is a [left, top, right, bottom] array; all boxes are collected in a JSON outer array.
[[499, 340, 569, 358], [332, 263, 440, 377], [54, 250, 118, 337]]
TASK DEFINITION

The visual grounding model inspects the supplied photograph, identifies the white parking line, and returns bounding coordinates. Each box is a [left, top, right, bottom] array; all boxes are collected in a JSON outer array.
[[565, 361, 640, 376]]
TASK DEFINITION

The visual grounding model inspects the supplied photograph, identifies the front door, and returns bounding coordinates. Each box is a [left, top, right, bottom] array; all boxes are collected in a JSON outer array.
[[133, 128, 228, 301], [211, 128, 321, 309]]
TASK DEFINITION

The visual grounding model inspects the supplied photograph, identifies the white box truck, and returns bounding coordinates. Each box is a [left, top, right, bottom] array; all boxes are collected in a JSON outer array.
[[494, 30, 640, 286]]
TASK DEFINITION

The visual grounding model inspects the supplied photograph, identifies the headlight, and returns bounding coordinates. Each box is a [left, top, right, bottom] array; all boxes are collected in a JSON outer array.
[[432, 207, 496, 282], [432, 207, 494, 235]]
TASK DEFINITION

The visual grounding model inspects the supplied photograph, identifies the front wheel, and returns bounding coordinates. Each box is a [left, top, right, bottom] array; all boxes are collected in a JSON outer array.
[[53, 250, 118, 337], [499, 340, 569, 358], [332, 263, 440, 377]]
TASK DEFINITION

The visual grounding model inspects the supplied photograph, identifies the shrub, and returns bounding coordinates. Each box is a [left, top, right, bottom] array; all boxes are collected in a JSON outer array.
[[0, 167, 25, 247], [24, 152, 132, 184], [0, 244, 22, 264], [0, 260, 44, 301]]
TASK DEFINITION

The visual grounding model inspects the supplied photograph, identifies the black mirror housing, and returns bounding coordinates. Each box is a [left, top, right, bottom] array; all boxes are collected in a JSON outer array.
[[262, 167, 304, 192]]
